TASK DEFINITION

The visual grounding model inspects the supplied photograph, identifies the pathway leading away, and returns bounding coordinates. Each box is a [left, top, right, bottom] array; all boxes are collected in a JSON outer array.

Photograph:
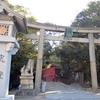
[[14, 82, 100, 100]]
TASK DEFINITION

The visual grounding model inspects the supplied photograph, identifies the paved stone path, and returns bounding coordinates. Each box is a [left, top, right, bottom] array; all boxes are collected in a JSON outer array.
[[10, 82, 100, 100], [45, 82, 100, 100]]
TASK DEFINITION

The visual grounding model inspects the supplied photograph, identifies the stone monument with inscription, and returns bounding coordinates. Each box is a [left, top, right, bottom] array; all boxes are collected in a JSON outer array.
[[0, 1, 28, 100]]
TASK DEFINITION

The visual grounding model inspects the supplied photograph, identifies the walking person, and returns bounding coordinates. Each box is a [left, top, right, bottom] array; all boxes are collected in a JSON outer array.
[[74, 72, 79, 85]]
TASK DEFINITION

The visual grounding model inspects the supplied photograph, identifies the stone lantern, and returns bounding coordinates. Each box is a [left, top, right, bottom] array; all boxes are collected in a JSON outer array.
[[0, 1, 28, 100]]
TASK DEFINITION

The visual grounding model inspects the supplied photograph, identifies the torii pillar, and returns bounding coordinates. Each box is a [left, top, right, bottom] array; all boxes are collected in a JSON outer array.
[[35, 29, 45, 92], [88, 33, 98, 90]]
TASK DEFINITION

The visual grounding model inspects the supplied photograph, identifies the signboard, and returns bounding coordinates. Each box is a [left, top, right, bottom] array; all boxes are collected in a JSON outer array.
[[64, 27, 73, 40]]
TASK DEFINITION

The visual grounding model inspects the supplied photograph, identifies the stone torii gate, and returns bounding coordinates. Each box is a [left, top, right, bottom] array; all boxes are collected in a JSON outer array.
[[26, 21, 100, 92]]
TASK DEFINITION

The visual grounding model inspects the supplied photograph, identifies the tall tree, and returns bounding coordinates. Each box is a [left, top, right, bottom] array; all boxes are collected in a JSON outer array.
[[71, 1, 100, 84], [71, 1, 100, 27]]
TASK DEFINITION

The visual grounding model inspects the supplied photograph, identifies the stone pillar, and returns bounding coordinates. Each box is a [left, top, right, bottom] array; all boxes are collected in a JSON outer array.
[[35, 28, 45, 92], [0, 14, 19, 100], [0, 1, 28, 99], [0, 41, 19, 100], [88, 33, 98, 90]]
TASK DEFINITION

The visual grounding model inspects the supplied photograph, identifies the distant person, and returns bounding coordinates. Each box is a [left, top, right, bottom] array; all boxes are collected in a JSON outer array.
[[74, 73, 79, 85], [85, 80, 90, 88], [14, 80, 19, 90]]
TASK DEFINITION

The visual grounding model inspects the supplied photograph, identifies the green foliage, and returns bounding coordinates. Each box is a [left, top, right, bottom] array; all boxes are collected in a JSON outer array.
[[8, 1, 37, 21], [71, 1, 100, 27], [8, 3, 14, 10], [43, 41, 53, 65], [28, 27, 38, 34], [55, 42, 90, 78], [14, 5, 28, 16], [27, 16, 37, 22], [43, 41, 61, 67]]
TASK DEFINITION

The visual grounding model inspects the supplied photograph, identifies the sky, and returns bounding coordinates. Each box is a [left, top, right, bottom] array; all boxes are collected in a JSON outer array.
[[8, 0, 95, 26]]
